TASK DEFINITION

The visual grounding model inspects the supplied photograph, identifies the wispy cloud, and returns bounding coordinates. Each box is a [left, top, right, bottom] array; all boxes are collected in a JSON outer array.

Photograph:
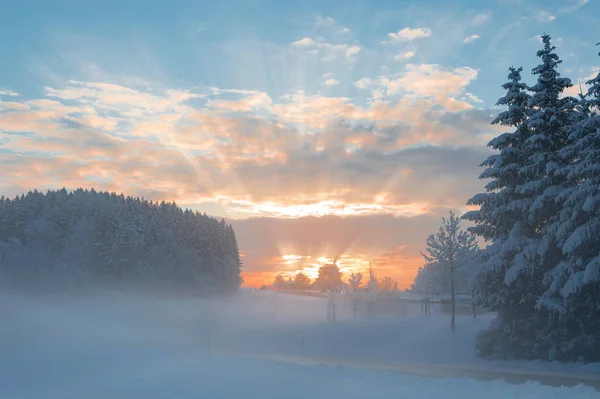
[[314, 15, 351, 34], [292, 37, 315, 46], [463, 35, 481, 44], [473, 11, 493, 25], [324, 78, 340, 86], [291, 37, 361, 60], [464, 92, 484, 103], [315, 16, 335, 27], [394, 51, 416, 61], [0, 90, 19, 97], [535, 10, 556, 22], [560, 0, 589, 14]]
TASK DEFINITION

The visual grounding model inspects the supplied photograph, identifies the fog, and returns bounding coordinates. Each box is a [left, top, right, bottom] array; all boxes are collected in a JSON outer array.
[[1, 290, 599, 398]]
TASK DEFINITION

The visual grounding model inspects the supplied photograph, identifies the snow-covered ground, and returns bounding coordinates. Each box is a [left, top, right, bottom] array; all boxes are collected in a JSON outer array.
[[1, 289, 599, 398]]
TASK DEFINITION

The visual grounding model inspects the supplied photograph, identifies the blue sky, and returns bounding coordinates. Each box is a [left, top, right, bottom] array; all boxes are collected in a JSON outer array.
[[2, 0, 598, 103], [1, 0, 599, 285]]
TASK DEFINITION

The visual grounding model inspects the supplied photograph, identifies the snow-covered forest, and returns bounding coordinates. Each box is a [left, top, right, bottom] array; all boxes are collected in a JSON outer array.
[[0, 188, 242, 294], [463, 36, 600, 363]]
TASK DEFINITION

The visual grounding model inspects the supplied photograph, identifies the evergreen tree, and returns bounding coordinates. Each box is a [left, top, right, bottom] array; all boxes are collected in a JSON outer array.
[[545, 43, 600, 361], [464, 35, 588, 361]]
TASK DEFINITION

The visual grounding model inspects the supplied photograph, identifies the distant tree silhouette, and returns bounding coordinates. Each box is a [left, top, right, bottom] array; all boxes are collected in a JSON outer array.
[[272, 274, 286, 291], [314, 260, 343, 292], [348, 271, 363, 318], [379, 276, 399, 295], [348, 272, 363, 291], [293, 272, 311, 290]]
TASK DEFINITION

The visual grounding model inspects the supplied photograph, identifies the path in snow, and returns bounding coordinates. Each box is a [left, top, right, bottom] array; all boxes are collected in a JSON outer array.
[[224, 351, 600, 391]]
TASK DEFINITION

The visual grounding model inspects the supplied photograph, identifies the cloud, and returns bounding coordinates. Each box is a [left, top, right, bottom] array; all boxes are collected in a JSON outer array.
[[463, 35, 481, 44], [385, 27, 432, 43], [464, 92, 484, 103], [345, 45, 361, 57], [394, 51, 416, 61], [560, 0, 589, 14], [292, 37, 314, 47], [314, 16, 351, 34], [0, 101, 30, 111], [324, 78, 340, 86], [0, 90, 19, 97], [1, 72, 494, 223], [473, 11, 492, 25], [208, 92, 273, 112], [353, 78, 372, 90], [535, 11, 556, 22], [291, 37, 361, 60], [315, 16, 335, 27], [381, 64, 478, 106], [563, 71, 598, 98]]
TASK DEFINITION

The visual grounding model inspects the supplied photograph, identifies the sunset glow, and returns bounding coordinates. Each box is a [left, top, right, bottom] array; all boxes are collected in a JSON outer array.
[[2, 0, 596, 291]]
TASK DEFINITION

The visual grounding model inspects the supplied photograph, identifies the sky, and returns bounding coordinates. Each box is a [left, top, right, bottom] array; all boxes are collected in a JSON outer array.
[[1, 0, 599, 288]]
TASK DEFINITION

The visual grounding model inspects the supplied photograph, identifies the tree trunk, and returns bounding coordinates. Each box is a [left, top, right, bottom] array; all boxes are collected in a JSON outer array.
[[450, 263, 456, 333], [472, 289, 477, 318]]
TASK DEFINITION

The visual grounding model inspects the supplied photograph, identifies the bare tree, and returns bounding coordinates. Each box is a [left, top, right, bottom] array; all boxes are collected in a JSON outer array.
[[379, 276, 399, 294], [422, 211, 478, 332]]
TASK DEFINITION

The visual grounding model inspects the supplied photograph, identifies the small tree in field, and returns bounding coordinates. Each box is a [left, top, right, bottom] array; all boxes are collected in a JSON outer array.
[[348, 272, 363, 291], [348, 272, 363, 318], [422, 211, 478, 332]]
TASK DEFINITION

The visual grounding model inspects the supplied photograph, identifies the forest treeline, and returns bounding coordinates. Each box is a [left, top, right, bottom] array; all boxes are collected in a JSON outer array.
[[0, 188, 242, 294]]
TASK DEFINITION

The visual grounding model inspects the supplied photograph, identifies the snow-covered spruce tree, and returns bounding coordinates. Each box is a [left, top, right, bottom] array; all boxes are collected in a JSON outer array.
[[548, 44, 600, 362], [422, 211, 478, 332], [464, 35, 580, 360], [518, 34, 579, 360], [463, 63, 549, 360]]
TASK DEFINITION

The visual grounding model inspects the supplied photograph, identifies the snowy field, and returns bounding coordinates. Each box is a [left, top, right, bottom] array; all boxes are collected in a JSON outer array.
[[1, 289, 599, 398]]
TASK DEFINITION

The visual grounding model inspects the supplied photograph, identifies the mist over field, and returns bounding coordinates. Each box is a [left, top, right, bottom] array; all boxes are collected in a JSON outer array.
[[2, 289, 599, 398]]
